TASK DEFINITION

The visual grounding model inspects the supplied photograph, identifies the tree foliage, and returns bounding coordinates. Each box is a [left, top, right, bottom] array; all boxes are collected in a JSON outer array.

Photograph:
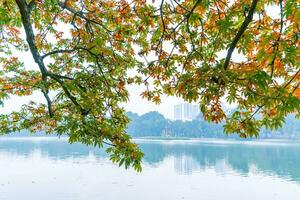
[[0, 0, 299, 170], [127, 111, 167, 137]]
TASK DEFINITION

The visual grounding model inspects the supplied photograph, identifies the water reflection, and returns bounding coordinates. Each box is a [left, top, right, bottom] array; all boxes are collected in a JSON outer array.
[[141, 141, 300, 182], [0, 138, 300, 183]]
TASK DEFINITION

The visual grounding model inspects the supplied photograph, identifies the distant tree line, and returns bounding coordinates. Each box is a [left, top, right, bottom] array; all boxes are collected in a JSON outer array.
[[126, 112, 300, 139]]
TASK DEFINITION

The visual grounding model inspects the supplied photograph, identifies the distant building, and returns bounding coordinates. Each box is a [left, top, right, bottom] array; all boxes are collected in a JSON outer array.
[[174, 103, 200, 121], [174, 104, 183, 121]]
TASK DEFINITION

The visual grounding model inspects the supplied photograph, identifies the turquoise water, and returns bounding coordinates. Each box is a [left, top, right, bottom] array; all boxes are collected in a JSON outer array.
[[0, 137, 300, 200]]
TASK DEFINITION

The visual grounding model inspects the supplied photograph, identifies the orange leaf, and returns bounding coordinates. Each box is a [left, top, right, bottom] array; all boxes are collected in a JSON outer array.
[[294, 88, 300, 98]]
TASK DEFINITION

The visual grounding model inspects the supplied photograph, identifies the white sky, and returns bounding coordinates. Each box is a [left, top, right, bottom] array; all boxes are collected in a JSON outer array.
[[0, 85, 184, 119]]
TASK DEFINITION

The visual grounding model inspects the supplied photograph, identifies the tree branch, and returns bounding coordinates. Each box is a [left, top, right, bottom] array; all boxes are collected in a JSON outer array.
[[41, 48, 78, 60], [16, 0, 88, 117], [15, 0, 48, 79], [41, 46, 95, 61], [57, 1, 112, 33], [42, 89, 53, 117], [27, 0, 36, 13], [223, 0, 258, 70]]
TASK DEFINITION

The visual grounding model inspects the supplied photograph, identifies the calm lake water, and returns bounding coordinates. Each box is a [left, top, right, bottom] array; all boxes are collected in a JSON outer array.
[[0, 138, 300, 200]]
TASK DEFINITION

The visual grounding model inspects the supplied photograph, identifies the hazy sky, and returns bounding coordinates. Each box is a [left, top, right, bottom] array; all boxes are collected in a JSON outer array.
[[0, 86, 183, 119]]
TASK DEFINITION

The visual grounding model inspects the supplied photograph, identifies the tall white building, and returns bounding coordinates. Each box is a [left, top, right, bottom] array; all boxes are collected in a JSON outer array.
[[174, 103, 200, 121]]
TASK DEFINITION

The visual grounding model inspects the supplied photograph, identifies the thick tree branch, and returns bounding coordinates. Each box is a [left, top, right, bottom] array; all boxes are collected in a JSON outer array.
[[223, 0, 258, 70], [16, 0, 88, 117], [28, 0, 36, 13], [15, 0, 48, 79]]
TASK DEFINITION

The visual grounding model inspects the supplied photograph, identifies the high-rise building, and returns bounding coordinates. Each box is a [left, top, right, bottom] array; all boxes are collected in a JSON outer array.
[[174, 104, 182, 121], [174, 103, 200, 121]]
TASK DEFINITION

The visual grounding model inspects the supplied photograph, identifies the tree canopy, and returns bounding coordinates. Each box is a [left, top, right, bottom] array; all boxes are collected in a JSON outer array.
[[0, 0, 299, 170]]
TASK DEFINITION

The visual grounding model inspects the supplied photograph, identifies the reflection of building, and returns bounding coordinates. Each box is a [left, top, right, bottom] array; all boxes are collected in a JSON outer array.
[[174, 103, 200, 121], [174, 155, 195, 175]]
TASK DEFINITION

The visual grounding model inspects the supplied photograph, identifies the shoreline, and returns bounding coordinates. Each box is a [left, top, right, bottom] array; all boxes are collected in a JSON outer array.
[[1, 136, 300, 145]]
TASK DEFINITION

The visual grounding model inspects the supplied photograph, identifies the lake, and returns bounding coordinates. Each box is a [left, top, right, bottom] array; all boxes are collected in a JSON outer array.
[[0, 137, 300, 200]]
